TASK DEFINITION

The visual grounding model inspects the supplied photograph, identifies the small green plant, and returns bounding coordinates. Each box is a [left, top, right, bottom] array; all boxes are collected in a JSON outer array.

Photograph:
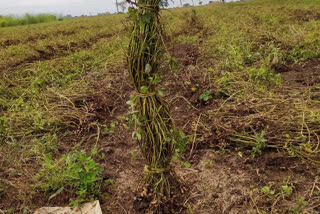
[[129, 151, 137, 161], [103, 121, 116, 133], [181, 161, 192, 168], [199, 90, 213, 102], [259, 180, 294, 205], [40, 134, 58, 151], [252, 131, 267, 158], [287, 48, 319, 63], [290, 197, 308, 214], [281, 184, 293, 198], [175, 130, 192, 154], [104, 179, 114, 186], [35, 150, 103, 205], [204, 161, 212, 169], [174, 129, 193, 167], [168, 56, 179, 73], [214, 74, 234, 98], [261, 185, 275, 197], [248, 66, 281, 86]]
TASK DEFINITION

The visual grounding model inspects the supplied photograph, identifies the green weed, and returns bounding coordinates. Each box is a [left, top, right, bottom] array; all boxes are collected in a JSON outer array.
[[175, 130, 192, 155], [174, 129, 193, 167], [261, 185, 276, 197], [129, 151, 137, 161], [35, 150, 103, 205], [258, 179, 294, 205], [32, 134, 59, 154], [199, 90, 213, 102], [204, 161, 213, 169], [214, 73, 235, 98], [248, 66, 281, 86], [287, 48, 320, 63], [103, 122, 116, 134], [252, 131, 267, 158], [290, 197, 308, 214], [281, 184, 293, 198]]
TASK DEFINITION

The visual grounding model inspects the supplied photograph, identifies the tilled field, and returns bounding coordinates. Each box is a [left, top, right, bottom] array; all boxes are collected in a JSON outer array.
[[1, 0, 320, 213]]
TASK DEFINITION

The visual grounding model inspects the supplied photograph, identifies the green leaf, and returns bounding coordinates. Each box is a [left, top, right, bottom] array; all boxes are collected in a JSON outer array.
[[91, 147, 98, 155], [169, 57, 178, 72], [208, 67, 214, 72], [181, 161, 191, 168], [156, 88, 166, 96], [105, 179, 114, 186], [49, 187, 64, 200], [126, 99, 134, 106], [145, 64, 152, 74], [142, 12, 152, 24], [140, 86, 148, 94], [199, 90, 212, 102], [104, 127, 109, 133], [136, 133, 142, 141], [154, 76, 162, 83]]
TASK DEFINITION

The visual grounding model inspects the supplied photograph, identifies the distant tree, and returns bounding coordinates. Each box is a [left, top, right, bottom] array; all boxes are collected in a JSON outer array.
[[160, 0, 170, 8], [116, 0, 119, 13], [199, 0, 203, 5], [183, 3, 191, 7], [118, 0, 128, 13]]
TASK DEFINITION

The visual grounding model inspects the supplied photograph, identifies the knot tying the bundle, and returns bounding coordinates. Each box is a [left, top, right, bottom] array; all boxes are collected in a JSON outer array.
[[137, 3, 159, 10], [144, 165, 170, 174], [134, 91, 156, 98]]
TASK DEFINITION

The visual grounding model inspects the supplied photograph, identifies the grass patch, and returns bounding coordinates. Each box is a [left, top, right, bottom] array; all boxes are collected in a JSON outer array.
[[0, 14, 62, 28]]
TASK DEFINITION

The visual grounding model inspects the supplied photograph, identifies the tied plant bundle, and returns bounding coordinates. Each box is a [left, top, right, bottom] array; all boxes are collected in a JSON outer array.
[[127, 0, 180, 207]]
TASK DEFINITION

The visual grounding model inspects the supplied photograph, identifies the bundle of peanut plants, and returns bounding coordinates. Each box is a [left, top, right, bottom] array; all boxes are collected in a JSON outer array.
[[127, 0, 179, 209]]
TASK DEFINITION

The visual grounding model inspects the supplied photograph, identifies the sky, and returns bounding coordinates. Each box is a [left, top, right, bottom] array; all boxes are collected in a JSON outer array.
[[0, 0, 235, 17]]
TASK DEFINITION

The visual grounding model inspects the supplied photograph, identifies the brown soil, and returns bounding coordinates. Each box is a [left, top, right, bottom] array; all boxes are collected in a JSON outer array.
[[0, 30, 77, 48], [171, 43, 199, 67], [292, 9, 320, 22], [101, 142, 319, 214], [279, 58, 320, 88], [0, 39, 20, 48]]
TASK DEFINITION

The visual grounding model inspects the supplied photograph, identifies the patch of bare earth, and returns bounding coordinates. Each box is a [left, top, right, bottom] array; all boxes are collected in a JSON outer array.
[[280, 59, 320, 88], [278, 58, 320, 103], [292, 9, 320, 22]]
